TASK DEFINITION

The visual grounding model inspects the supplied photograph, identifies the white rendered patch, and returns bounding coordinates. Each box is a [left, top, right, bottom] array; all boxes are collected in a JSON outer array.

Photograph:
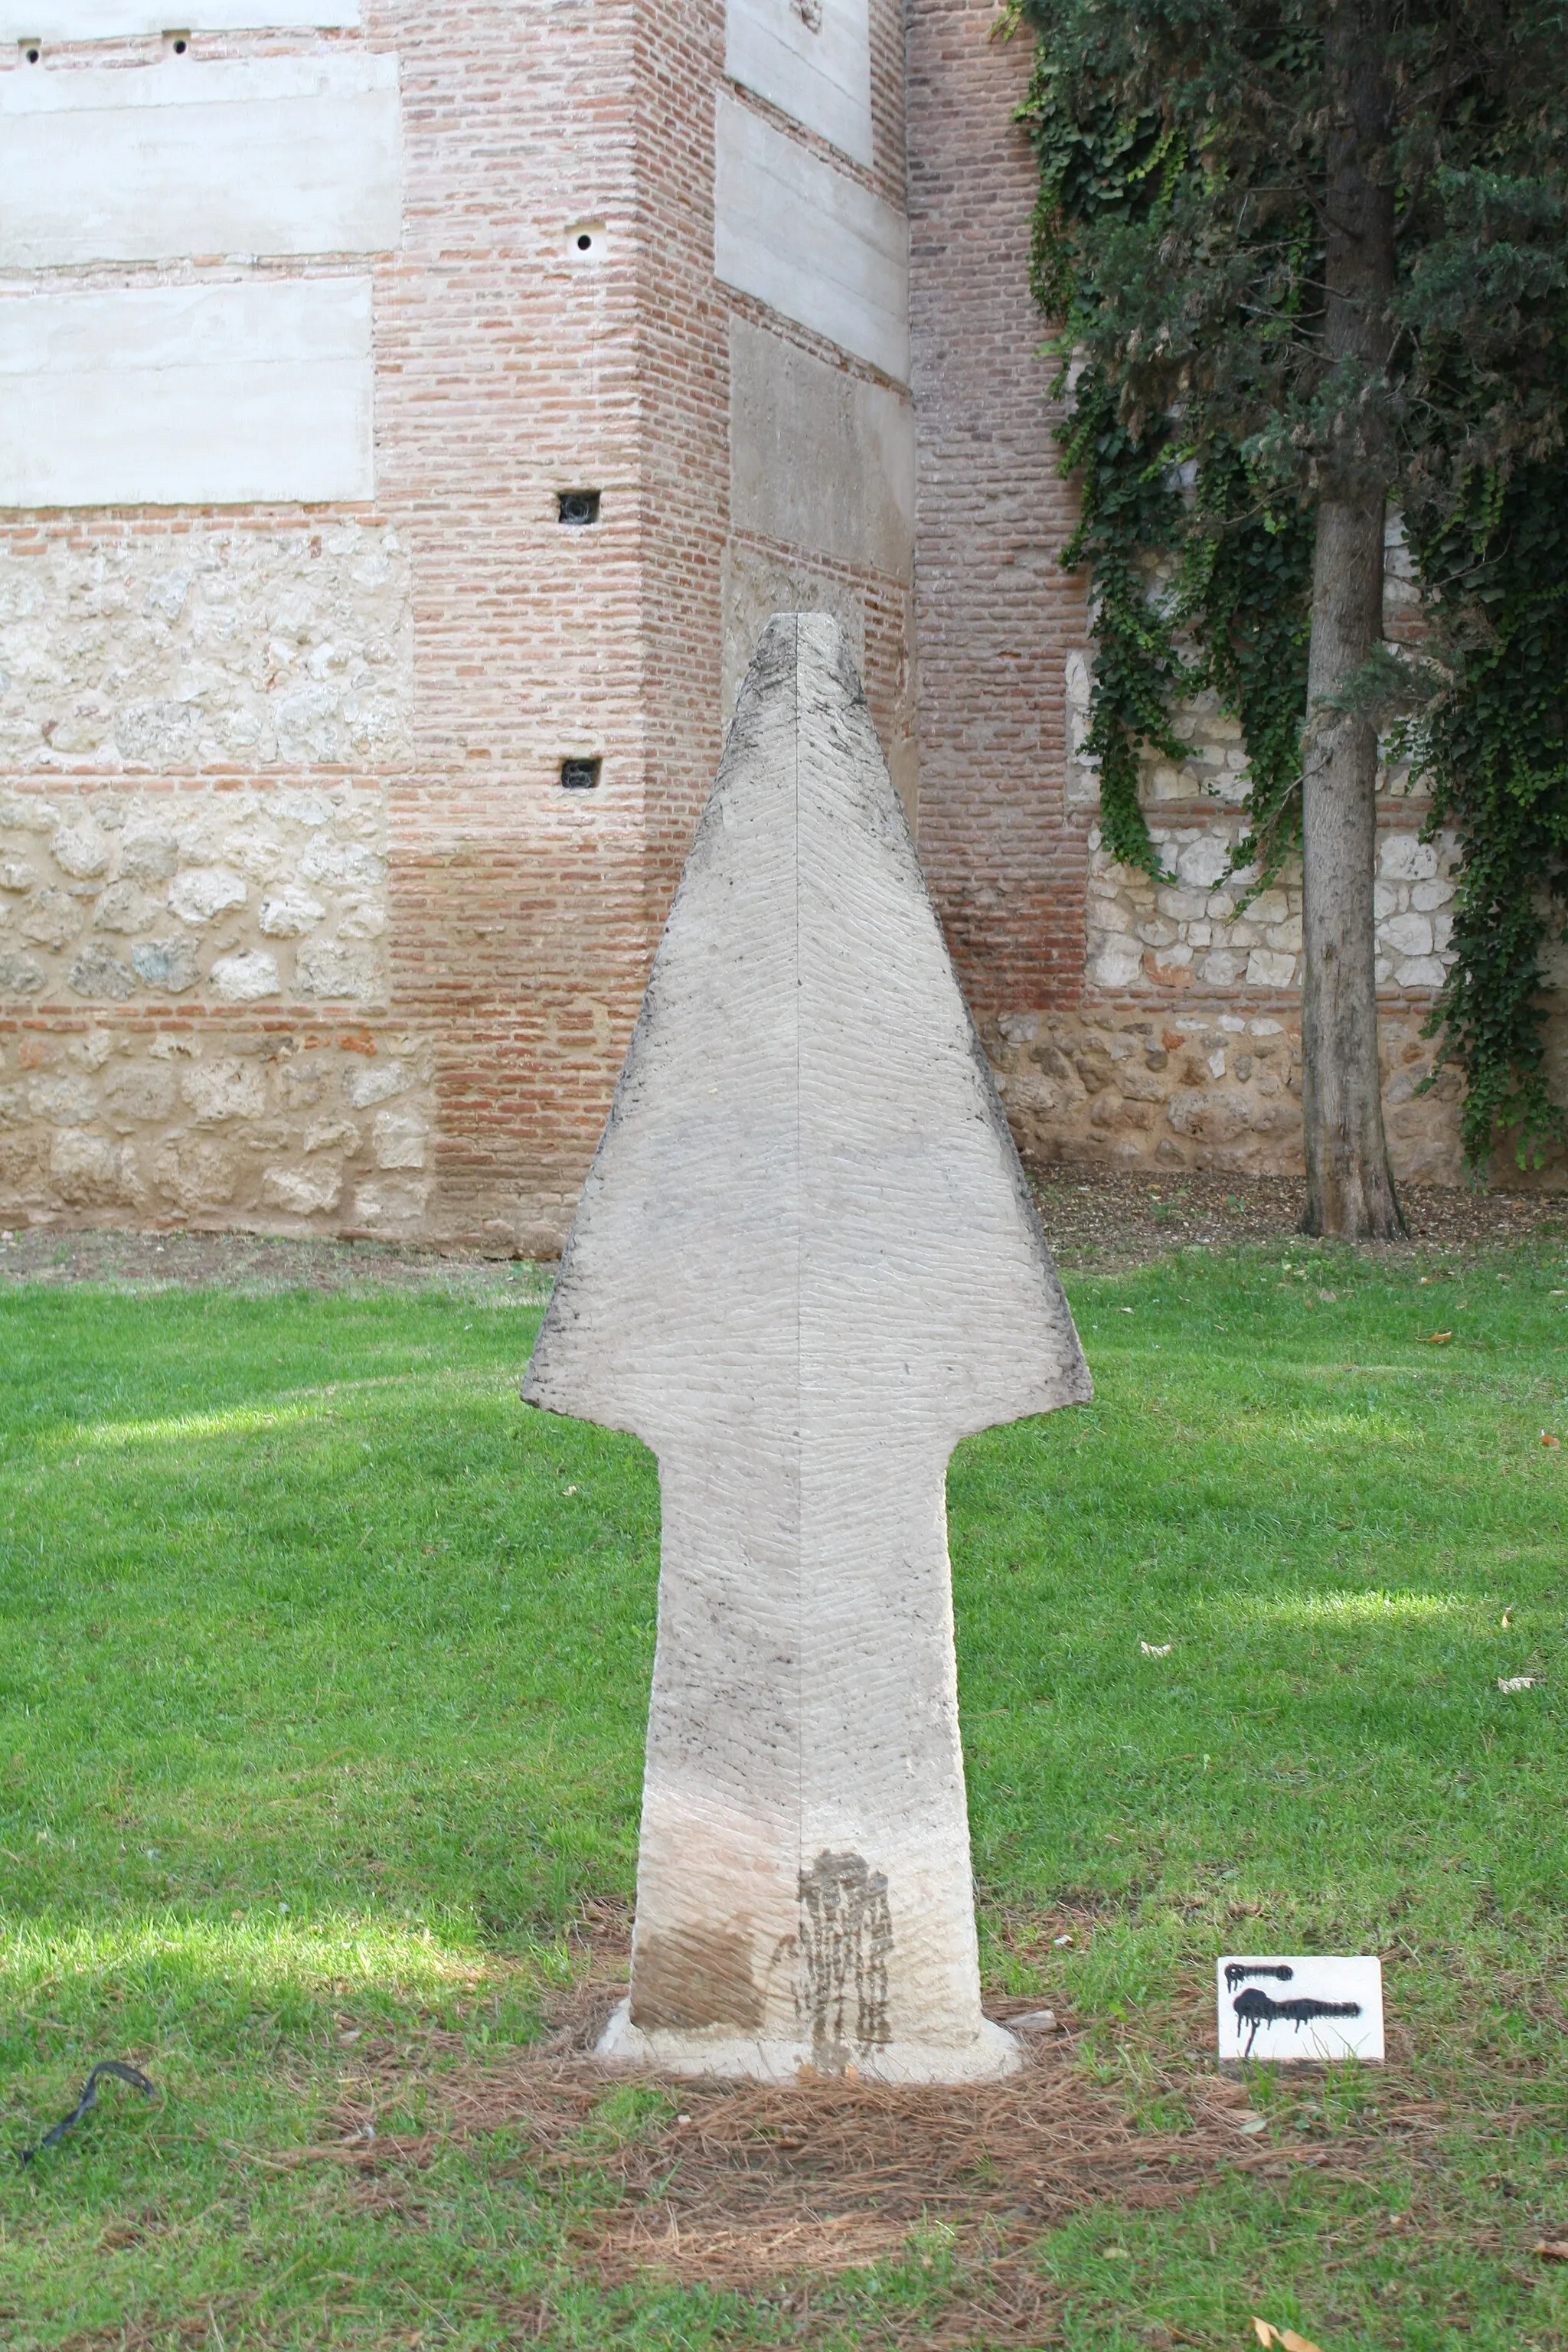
[[0, 2, 357, 33], [714, 94, 909, 381], [725, 0, 872, 167], [0, 54, 401, 269], [0, 279, 374, 507], [728, 316, 914, 579]]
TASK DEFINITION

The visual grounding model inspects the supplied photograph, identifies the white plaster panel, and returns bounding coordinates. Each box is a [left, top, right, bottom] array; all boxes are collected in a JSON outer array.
[[0, 279, 374, 506], [729, 315, 913, 578], [714, 93, 909, 382], [0, 3, 358, 34], [0, 55, 400, 266], [725, 0, 872, 168]]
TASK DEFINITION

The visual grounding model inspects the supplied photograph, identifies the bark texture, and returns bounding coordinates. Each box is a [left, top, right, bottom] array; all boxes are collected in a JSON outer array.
[[1299, 0, 1406, 1240]]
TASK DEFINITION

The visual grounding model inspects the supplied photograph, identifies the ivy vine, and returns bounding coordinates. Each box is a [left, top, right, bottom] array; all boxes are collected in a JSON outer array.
[[1024, 55, 1317, 903], [1406, 465, 1568, 1163]]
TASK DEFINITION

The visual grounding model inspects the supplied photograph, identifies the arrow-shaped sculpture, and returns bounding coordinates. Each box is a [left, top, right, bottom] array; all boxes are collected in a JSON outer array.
[[524, 615, 1091, 2081]]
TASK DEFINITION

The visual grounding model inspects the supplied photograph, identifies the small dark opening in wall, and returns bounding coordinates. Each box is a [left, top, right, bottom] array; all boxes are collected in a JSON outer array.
[[172, 35, 188, 51], [560, 757, 602, 792], [23, 41, 41, 60], [557, 490, 601, 527], [576, 231, 593, 251]]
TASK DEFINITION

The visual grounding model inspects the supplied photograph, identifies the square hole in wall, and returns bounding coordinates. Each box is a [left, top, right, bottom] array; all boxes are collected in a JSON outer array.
[[560, 757, 602, 792], [19, 36, 42, 60], [557, 491, 602, 527], [162, 27, 191, 51]]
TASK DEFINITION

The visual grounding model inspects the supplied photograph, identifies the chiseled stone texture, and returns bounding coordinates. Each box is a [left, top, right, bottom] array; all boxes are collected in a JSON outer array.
[[0, 1023, 436, 1234], [0, 524, 411, 773], [0, 783, 387, 1008], [528, 618, 1089, 2082]]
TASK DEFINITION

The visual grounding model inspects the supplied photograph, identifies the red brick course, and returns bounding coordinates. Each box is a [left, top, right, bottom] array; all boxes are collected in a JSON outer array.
[[904, 0, 1093, 1019]]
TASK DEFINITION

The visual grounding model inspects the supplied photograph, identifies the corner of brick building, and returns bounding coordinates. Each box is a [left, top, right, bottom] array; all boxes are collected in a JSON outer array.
[[2, 0, 1561, 1243]]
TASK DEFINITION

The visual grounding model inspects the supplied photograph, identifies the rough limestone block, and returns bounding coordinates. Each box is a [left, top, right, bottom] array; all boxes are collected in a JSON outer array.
[[524, 616, 1090, 2082]]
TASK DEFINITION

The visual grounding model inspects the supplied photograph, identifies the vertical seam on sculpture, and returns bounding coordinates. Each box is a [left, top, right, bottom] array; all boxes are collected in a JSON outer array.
[[793, 618, 804, 1938]]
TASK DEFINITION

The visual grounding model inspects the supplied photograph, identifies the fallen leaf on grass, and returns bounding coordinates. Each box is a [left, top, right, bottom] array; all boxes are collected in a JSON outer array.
[[1498, 1677, 1540, 1692], [1253, 2322, 1324, 2352], [1426, 1331, 1453, 1344], [1140, 1641, 1172, 1656], [1542, 1431, 1561, 1448], [1534, 2239, 1568, 2260], [1234, 2114, 1269, 2135]]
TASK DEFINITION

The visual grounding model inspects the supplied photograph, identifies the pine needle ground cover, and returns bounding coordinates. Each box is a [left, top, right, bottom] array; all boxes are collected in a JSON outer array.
[[0, 1243, 1564, 2349]]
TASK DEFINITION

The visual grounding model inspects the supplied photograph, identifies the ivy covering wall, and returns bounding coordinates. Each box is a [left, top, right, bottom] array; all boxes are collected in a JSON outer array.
[[1015, 3, 1568, 1172]]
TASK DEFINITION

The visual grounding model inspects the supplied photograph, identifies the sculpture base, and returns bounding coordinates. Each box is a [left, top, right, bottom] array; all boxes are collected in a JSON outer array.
[[594, 1999, 1024, 2084]]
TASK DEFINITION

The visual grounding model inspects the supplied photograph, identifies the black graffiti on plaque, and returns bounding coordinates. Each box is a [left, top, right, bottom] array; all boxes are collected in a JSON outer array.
[[1224, 1962, 1295, 1993], [1233, 1986, 1362, 2058]]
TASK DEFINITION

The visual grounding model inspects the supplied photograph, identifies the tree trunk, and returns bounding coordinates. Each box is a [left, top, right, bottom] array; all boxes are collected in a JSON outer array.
[[1299, 0, 1406, 1240]]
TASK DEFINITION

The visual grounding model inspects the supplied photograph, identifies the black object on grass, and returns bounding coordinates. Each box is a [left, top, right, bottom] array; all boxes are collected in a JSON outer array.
[[18, 2061, 155, 2165]]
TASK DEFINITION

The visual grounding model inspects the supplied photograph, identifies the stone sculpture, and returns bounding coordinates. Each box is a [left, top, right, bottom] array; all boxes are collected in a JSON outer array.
[[524, 615, 1090, 2081]]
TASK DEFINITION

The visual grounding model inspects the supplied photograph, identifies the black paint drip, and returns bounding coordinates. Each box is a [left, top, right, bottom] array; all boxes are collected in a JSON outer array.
[[1224, 1962, 1295, 1993], [1232, 1986, 1362, 2058]]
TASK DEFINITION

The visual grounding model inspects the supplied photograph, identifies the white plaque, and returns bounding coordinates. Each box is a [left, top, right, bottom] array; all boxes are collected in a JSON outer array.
[[1217, 1955, 1383, 2063]]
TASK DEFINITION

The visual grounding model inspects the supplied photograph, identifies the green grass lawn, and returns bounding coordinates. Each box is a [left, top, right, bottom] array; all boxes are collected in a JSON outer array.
[[0, 1240, 1565, 2348]]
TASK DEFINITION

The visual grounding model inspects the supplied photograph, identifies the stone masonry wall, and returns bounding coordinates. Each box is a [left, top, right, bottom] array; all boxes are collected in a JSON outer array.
[[6, 2, 1561, 1239], [0, 0, 926, 1250], [0, 777, 439, 1230], [979, 622, 1566, 1187], [0, 521, 411, 773], [0, 0, 658, 1252]]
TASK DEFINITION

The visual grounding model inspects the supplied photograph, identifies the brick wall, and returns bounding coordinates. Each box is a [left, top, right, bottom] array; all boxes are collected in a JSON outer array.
[[0, 2, 700, 1250], [3, 2, 1561, 1239], [380, 0, 656, 1250], [904, 0, 1092, 1018]]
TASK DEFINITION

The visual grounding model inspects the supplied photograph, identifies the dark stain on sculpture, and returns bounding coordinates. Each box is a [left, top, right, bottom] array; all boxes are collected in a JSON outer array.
[[797, 1850, 892, 2064], [631, 1923, 763, 2033], [1233, 1985, 1362, 2057]]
